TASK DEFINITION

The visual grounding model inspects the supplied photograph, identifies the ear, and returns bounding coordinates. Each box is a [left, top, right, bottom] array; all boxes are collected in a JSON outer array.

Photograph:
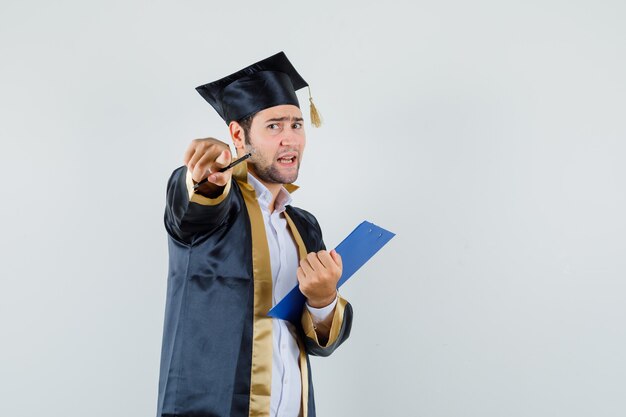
[[229, 121, 246, 156]]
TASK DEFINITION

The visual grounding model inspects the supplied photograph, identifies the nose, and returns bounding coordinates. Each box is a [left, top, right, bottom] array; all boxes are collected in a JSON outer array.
[[279, 126, 302, 147]]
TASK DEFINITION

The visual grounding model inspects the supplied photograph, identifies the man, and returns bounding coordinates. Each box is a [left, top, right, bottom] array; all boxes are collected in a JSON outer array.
[[157, 52, 353, 417]]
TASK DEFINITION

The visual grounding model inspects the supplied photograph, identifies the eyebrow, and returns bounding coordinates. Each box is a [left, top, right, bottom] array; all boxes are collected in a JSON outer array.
[[264, 116, 304, 123]]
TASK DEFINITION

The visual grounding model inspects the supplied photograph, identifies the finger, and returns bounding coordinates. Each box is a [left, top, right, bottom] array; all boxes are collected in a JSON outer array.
[[192, 147, 225, 181], [187, 148, 205, 172], [183, 143, 196, 166], [330, 249, 343, 270], [194, 150, 219, 174], [316, 250, 335, 270], [308, 252, 326, 272], [192, 162, 209, 183], [205, 171, 231, 187], [296, 267, 306, 282], [300, 257, 315, 276], [212, 150, 232, 170]]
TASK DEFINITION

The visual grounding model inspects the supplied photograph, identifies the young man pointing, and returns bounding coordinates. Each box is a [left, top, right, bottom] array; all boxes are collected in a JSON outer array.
[[157, 52, 353, 417]]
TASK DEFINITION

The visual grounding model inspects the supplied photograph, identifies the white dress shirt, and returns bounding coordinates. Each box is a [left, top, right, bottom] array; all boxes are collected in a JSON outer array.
[[247, 174, 337, 417]]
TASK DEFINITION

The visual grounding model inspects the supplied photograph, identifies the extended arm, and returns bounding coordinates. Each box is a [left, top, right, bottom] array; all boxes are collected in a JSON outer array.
[[164, 138, 234, 244]]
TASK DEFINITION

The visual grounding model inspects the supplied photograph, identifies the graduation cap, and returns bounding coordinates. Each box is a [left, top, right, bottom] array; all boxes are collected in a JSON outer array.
[[196, 51, 321, 127]]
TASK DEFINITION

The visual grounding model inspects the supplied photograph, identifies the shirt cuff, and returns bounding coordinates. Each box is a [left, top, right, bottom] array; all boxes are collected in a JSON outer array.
[[305, 296, 338, 324]]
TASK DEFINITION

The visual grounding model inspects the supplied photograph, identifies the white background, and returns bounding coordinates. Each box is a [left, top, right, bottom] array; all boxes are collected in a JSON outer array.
[[1, 0, 625, 416]]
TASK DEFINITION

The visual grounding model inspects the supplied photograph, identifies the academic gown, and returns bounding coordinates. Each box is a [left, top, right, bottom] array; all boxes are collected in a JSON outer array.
[[157, 163, 353, 417]]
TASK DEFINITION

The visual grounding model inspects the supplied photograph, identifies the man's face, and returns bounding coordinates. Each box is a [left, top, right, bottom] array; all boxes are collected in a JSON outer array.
[[243, 104, 306, 185]]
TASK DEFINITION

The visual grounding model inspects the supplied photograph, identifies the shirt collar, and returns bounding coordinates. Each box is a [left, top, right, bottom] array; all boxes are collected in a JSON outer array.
[[247, 172, 293, 213]]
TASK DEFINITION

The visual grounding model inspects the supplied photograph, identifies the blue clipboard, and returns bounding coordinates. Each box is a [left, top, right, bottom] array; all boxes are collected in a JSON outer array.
[[267, 221, 395, 323]]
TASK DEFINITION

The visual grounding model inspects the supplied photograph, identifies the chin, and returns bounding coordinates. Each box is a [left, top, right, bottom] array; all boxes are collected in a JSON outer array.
[[269, 163, 299, 184], [277, 170, 299, 184], [284, 174, 298, 184]]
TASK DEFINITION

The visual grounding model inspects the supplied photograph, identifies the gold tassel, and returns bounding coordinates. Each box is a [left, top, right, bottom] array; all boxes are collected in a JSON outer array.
[[308, 86, 322, 128]]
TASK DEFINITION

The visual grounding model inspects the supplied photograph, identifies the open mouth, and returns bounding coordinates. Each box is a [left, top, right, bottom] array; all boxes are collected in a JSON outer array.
[[277, 153, 297, 165]]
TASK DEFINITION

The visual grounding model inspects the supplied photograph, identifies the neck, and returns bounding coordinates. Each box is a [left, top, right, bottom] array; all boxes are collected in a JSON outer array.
[[248, 170, 283, 213]]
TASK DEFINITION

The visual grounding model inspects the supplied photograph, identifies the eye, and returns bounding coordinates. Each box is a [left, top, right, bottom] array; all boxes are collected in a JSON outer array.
[[292, 122, 302, 129], [267, 123, 280, 130]]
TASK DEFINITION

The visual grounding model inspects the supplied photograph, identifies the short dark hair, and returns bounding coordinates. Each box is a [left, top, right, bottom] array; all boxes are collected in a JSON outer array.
[[237, 112, 257, 145]]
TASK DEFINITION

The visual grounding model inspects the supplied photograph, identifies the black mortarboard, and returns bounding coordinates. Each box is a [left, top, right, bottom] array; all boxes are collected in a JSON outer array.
[[196, 51, 321, 127]]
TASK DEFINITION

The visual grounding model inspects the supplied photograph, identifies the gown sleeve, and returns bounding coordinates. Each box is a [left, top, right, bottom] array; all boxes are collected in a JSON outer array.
[[164, 165, 234, 244], [300, 295, 353, 357]]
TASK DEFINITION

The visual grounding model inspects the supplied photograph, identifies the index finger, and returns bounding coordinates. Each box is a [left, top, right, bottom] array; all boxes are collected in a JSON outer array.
[[212, 150, 232, 171]]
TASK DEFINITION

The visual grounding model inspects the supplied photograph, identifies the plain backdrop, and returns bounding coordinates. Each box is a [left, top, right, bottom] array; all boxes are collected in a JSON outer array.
[[1, 0, 625, 416]]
